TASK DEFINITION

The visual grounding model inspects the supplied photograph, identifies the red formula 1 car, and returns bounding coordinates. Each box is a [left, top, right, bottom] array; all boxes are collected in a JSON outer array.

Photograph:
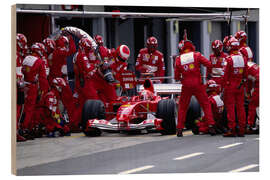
[[81, 79, 178, 136]]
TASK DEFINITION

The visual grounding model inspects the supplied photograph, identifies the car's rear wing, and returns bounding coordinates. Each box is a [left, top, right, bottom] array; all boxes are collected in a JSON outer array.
[[137, 83, 182, 95]]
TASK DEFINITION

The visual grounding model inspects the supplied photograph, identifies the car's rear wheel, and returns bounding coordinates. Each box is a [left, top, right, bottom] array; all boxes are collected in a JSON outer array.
[[157, 99, 177, 135], [81, 100, 105, 136]]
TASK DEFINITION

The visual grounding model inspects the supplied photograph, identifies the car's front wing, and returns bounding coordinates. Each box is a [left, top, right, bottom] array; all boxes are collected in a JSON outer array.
[[85, 118, 164, 132]]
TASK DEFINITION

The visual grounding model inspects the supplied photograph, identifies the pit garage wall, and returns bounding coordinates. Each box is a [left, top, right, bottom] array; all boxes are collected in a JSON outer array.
[[16, 13, 52, 45], [16, 5, 259, 74], [117, 19, 135, 67]]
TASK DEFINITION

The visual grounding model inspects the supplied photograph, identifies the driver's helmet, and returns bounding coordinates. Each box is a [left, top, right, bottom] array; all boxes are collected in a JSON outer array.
[[139, 89, 154, 101]]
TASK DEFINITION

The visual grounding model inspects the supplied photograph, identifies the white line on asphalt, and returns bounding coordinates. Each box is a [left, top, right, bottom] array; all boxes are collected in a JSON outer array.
[[118, 165, 154, 175], [218, 143, 243, 149], [254, 138, 259, 140], [229, 164, 259, 172], [173, 152, 205, 160]]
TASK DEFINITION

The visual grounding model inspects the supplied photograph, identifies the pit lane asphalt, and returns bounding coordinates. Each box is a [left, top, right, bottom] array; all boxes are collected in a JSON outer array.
[[16, 131, 259, 175]]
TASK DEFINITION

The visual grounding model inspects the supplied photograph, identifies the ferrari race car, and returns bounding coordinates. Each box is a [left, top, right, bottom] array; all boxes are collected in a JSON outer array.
[[81, 79, 178, 136]]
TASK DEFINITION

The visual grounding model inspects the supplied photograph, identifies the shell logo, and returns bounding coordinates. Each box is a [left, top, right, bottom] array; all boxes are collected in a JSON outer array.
[[239, 68, 243, 74], [26, 66, 30, 72], [189, 63, 195, 69]]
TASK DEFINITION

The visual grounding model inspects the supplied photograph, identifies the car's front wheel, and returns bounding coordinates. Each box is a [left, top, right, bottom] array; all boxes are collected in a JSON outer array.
[[81, 100, 105, 136], [156, 99, 177, 135]]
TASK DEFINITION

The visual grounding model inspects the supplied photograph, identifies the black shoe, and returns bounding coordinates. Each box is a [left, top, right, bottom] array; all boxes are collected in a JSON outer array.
[[245, 125, 254, 135], [22, 129, 35, 140], [17, 134, 27, 142], [237, 128, 245, 137], [223, 129, 236, 137], [176, 129, 183, 137], [208, 125, 216, 136]]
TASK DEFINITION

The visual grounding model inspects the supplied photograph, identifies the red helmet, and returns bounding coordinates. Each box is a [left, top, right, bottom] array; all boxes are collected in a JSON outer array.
[[78, 37, 93, 53], [146, 36, 158, 52], [16, 33, 28, 52], [207, 80, 221, 94], [211, 40, 223, 53], [235, 30, 247, 43], [223, 35, 232, 51], [43, 38, 56, 54], [56, 35, 69, 48], [116, 45, 130, 62], [31, 42, 46, 58], [52, 77, 67, 92], [94, 35, 104, 46], [139, 89, 154, 101], [226, 37, 240, 52], [178, 40, 195, 54]]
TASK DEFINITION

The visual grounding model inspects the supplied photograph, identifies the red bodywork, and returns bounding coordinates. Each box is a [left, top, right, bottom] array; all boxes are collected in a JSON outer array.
[[85, 79, 166, 132]]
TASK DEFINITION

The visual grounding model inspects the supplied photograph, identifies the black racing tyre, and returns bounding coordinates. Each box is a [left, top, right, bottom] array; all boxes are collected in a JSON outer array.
[[156, 99, 177, 135], [83, 128, 102, 137], [192, 125, 199, 135], [81, 100, 105, 136], [185, 96, 201, 130]]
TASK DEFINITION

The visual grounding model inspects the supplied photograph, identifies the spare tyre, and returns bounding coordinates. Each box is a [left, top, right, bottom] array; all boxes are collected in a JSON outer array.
[[156, 99, 177, 135], [81, 100, 105, 136]]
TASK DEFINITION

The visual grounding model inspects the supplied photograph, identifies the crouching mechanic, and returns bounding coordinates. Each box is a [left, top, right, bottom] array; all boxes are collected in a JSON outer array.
[[33, 78, 71, 137], [222, 37, 248, 137], [193, 80, 225, 134], [174, 36, 216, 137], [135, 36, 165, 82]]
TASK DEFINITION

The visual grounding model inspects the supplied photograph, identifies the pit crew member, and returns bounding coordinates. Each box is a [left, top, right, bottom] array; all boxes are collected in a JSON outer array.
[[222, 37, 248, 137], [235, 30, 254, 62], [33, 77, 71, 137], [223, 35, 233, 53], [73, 37, 98, 108], [246, 61, 259, 134], [135, 36, 165, 82], [43, 37, 56, 76], [48, 33, 76, 82], [94, 35, 110, 61], [16, 33, 28, 142], [207, 40, 228, 86], [174, 37, 216, 137], [193, 80, 225, 134], [48, 34, 77, 129], [91, 45, 130, 104], [21, 42, 49, 139]]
